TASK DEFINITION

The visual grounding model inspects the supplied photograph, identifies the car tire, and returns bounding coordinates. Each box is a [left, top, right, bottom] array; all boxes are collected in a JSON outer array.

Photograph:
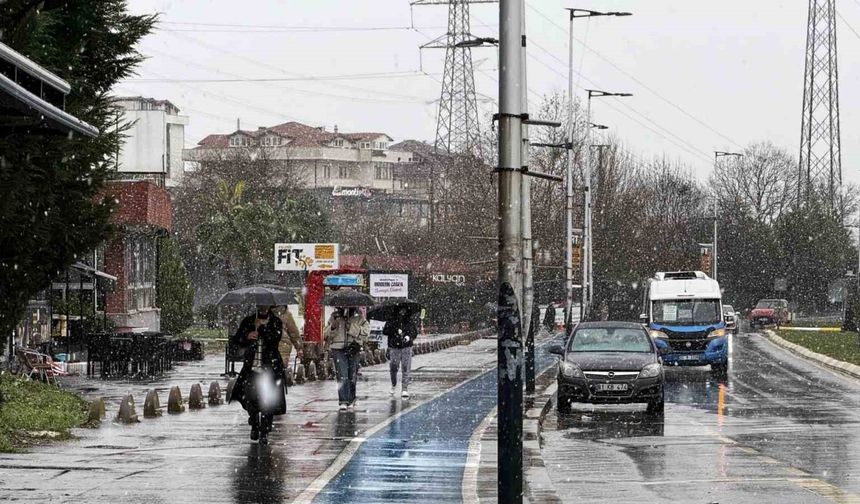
[[557, 391, 572, 414], [646, 390, 664, 415]]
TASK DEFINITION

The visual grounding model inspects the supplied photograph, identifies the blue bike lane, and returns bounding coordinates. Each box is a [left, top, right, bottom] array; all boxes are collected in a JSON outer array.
[[310, 335, 562, 503]]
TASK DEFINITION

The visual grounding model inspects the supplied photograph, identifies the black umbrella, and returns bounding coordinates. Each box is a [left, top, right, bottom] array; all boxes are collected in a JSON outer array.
[[367, 299, 423, 321], [323, 289, 376, 307], [216, 285, 297, 307]]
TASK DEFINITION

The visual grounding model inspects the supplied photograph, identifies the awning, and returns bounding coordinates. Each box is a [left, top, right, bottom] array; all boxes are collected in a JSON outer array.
[[0, 41, 71, 95], [0, 72, 98, 137]]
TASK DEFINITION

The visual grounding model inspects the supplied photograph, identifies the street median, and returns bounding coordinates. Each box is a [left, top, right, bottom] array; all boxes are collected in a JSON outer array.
[[764, 329, 860, 381]]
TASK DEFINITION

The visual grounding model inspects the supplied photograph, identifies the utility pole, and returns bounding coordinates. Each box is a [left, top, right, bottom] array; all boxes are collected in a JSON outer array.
[[497, 0, 523, 501], [520, 2, 536, 396]]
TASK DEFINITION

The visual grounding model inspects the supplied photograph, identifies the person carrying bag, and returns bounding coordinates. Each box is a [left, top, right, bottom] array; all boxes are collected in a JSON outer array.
[[323, 307, 369, 411]]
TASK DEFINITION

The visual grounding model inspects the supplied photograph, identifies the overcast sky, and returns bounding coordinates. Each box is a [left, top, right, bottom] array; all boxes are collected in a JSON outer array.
[[119, 0, 860, 183]]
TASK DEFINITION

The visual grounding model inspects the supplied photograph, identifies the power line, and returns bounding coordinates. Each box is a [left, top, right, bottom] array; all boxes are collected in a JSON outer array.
[[525, 2, 742, 149], [157, 20, 497, 32], [123, 70, 436, 84], [837, 10, 860, 41]]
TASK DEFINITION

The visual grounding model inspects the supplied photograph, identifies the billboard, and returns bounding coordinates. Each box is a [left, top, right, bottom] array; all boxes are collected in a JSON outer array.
[[369, 273, 409, 298], [274, 243, 340, 271]]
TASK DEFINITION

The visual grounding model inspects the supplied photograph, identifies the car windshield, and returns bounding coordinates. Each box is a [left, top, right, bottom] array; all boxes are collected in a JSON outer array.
[[757, 300, 779, 308], [568, 328, 652, 353], [653, 299, 722, 326], [724, 305, 734, 314]]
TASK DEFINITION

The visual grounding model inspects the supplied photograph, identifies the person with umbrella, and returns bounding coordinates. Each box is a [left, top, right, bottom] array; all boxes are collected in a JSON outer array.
[[228, 305, 288, 444], [323, 291, 371, 411], [382, 305, 418, 399]]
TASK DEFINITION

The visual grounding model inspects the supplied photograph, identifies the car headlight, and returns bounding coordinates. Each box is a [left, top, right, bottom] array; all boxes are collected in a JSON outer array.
[[708, 328, 726, 339], [560, 361, 584, 378], [649, 329, 668, 339], [638, 362, 662, 379]]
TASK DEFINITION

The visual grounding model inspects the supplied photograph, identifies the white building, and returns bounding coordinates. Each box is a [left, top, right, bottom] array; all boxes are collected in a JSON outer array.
[[114, 97, 189, 188], [184, 121, 415, 193]]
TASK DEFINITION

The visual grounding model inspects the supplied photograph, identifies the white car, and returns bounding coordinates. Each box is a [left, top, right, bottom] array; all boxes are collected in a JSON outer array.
[[723, 305, 738, 334]]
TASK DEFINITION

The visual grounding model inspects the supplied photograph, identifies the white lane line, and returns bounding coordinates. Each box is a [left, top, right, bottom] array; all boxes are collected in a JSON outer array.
[[462, 406, 497, 504], [291, 363, 496, 504]]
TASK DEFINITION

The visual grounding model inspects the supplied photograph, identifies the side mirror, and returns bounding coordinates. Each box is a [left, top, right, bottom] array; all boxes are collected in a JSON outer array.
[[548, 344, 565, 356], [639, 313, 648, 323]]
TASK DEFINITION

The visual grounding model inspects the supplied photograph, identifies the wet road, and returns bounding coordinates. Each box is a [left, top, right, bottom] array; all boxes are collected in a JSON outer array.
[[541, 329, 860, 503]]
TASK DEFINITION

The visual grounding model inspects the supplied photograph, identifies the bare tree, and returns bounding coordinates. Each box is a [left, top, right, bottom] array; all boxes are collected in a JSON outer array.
[[711, 141, 797, 225]]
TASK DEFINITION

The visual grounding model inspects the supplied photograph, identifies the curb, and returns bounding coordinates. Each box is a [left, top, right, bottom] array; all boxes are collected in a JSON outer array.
[[763, 329, 860, 381], [523, 367, 563, 504]]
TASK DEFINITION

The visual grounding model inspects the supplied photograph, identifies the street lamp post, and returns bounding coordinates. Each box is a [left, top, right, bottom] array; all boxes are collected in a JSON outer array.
[[713, 151, 743, 281], [497, 0, 524, 501], [564, 8, 631, 328], [584, 89, 632, 317]]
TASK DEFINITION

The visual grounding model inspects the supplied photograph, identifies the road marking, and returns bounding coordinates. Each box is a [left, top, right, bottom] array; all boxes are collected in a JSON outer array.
[[790, 478, 860, 503], [291, 362, 496, 504], [462, 406, 497, 504]]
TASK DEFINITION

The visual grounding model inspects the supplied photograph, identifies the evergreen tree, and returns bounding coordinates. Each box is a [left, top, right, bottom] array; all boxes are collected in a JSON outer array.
[[0, 2, 156, 339], [157, 236, 195, 335]]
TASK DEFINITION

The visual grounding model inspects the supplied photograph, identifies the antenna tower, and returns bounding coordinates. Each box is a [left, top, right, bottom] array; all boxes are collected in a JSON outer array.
[[799, 0, 842, 207], [413, 0, 496, 156]]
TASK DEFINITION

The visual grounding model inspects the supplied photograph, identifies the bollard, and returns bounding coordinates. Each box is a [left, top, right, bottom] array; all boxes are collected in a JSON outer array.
[[87, 397, 106, 424], [295, 362, 306, 384], [167, 386, 185, 414], [116, 393, 140, 424], [284, 367, 295, 387], [308, 361, 318, 382], [188, 383, 206, 410], [208, 382, 223, 406], [381, 349, 388, 363], [359, 351, 368, 367], [368, 350, 378, 365], [143, 389, 162, 418], [374, 349, 382, 365], [319, 359, 329, 380]]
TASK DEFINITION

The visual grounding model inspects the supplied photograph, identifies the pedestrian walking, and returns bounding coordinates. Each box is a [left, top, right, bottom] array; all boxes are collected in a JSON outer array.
[[383, 307, 417, 399], [228, 306, 288, 445], [543, 302, 556, 331], [324, 307, 369, 411], [274, 305, 303, 366]]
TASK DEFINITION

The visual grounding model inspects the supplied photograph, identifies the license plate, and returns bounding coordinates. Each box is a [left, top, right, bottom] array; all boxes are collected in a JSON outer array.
[[595, 383, 628, 392], [679, 354, 700, 361]]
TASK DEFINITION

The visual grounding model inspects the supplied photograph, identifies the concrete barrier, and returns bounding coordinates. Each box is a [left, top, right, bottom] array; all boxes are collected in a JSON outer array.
[[167, 386, 185, 414], [188, 383, 206, 410], [143, 389, 162, 418], [87, 397, 106, 424], [116, 393, 140, 424], [308, 361, 318, 382], [208, 382, 223, 405]]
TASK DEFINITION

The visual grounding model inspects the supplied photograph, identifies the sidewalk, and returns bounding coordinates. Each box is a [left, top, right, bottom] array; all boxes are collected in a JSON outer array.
[[0, 331, 496, 503]]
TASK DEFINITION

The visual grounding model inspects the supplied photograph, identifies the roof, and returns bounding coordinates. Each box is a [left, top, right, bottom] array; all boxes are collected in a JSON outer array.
[[196, 120, 395, 149], [113, 96, 181, 114], [0, 71, 98, 137], [340, 255, 474, 275], [0, 41, 70, 94], [649, 273, 721, 301]]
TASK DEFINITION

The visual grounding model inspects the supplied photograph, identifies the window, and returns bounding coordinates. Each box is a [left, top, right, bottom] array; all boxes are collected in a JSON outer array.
[[338, 166, 349, 179], [568, 328, 652, 353], [374, 140, 389, 150], [360, 142, 371, 149], [652, 299, 722, 326], [323, 165, 331, 178], [374, 162, 392, 180], [333, 139, 344, 147], [125, 234, 156, 311]]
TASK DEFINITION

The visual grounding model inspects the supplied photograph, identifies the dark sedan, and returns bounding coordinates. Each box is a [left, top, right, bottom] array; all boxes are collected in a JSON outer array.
[[550, 321, 665, 415]]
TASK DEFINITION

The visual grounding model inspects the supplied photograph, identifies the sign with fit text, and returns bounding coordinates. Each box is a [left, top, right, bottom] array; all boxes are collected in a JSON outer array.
[[369, 273, 409, 298], [274, 243, 340, 271]]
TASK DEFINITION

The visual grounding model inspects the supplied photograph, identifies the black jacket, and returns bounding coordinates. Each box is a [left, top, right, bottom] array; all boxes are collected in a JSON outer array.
[[383, 317, 418, 349], [543, 305, 556, 329], [228, 312, 287, 415]]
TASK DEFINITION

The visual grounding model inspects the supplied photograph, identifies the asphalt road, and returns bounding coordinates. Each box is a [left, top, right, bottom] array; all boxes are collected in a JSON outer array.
[[541, 328, 860, 504]]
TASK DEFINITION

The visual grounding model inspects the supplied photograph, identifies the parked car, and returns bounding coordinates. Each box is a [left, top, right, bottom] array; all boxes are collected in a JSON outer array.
[[549, 321, 665, 415], [749, 299, 790, 329], [723, 304, 738, 334]]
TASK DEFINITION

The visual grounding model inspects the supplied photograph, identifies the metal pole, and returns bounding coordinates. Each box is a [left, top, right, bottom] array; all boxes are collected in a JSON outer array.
[[584, 95, 593, 318], [521, 4, 535, 395], [498, 0, 524, 501], [713, 197, 718, 281], [565, 13, 575, 329]]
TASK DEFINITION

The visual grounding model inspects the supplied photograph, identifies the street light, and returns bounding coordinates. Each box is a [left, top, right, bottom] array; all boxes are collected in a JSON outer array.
[[453, 37, 499, 48], [564, 8, 632, 328], [582, 89, 632, 318], [713, 151, 743, 281]]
